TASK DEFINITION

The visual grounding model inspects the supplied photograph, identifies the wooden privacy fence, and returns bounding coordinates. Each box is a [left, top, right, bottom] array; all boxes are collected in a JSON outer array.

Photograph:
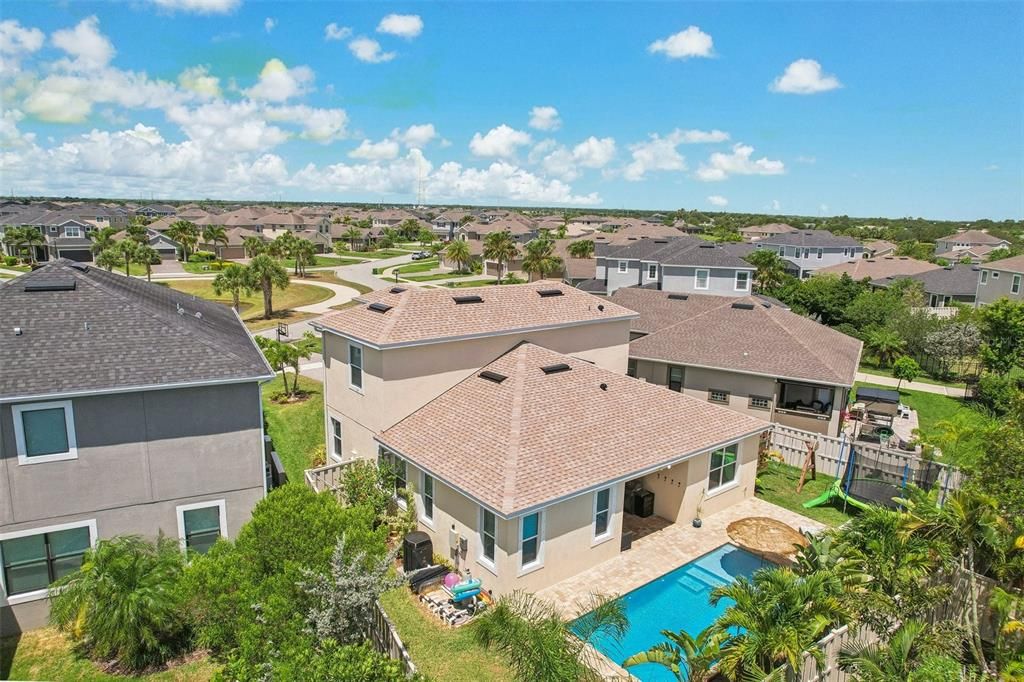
[[369, 600, 418, 677], [768, 425, 965, 502]]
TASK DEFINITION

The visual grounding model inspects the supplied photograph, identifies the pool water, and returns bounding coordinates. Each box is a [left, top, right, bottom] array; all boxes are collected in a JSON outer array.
[[579, 543, 766, 682]]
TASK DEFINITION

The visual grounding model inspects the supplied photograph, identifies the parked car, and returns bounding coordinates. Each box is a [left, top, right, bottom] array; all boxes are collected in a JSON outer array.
[[411, 251, 431, 260]]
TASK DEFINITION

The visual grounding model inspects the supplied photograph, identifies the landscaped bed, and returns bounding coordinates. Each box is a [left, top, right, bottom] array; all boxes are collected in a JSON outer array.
[[262, 374, 325, 482], [0, 627, 218, 682], [161, 279, 333, 331], [379, 588, 513, 682]]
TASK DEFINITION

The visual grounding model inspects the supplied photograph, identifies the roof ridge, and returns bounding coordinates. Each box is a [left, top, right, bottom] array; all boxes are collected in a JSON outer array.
[[500, 346, 528, 514], [756, 305, 847, 384]]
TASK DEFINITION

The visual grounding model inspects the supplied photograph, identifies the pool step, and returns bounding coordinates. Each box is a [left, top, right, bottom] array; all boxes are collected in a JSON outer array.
[[676, 565, 730, 593]]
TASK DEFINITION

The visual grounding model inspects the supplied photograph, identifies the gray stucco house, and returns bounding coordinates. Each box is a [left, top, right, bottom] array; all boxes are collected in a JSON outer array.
[[753, 230, 863, 278], [873, 263, 981, 310], [591, 236, 755, 296], [975, 255, 1024, 306], [0, 261, 275, 634]]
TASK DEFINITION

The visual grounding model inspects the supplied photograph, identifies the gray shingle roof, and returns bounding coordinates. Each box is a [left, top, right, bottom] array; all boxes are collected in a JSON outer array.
[[598, 236, 753, 269], [873, 263, 980, 296], [0, 260, 273, 400], [756, 230, 861, 248]]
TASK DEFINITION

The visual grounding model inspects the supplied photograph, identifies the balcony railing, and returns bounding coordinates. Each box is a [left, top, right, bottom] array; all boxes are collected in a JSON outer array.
[[304, 460, 352, 503]]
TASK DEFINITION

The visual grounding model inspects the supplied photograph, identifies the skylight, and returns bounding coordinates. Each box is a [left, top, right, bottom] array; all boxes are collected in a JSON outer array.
[[479, 370, 507, 383], [731, 302, 755, 310], [667, 294, 688, 301], [537, 289, 564, 298]]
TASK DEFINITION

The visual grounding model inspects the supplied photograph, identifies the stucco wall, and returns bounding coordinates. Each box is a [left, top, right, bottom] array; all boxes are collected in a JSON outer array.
[[976, 268, 1023, 305], [322, 319, 632, 461], [661, 266, 751, 297]]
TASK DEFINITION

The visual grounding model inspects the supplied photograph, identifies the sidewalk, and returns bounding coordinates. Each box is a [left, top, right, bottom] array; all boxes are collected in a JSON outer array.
[[855, 372, 966, 397]]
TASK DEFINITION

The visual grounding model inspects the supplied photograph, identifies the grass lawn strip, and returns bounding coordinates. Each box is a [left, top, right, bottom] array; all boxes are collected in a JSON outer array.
[[858, 362, 966, 389], [379, 589, 513, 682], [261, 374, 325, 482], [1, 627, 218, 681], [301, 270, 373, 294], [755, 462, 855, 527], [163, 279, 333, 320], [401, 270, 483, 282], [332, 248, 409, 259]]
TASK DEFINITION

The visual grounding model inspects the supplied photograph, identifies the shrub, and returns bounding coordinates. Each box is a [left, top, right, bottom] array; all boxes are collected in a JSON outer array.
[[49, 535, 188, 671], [220, 640, 415, 681], [976, 372, 1019, 415], [191, 250, 217, 262], [3, 255, 16, 266]]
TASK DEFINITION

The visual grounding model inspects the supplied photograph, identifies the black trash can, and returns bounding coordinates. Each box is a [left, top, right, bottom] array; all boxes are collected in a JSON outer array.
[[403, 531, 433, 572]]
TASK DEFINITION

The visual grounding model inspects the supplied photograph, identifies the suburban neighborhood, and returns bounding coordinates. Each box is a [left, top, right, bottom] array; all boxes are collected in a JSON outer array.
[[0, 2, 1022, 682]]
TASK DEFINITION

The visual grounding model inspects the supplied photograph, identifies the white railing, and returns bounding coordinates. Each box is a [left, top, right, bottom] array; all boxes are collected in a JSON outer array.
[[304, 460, 351, 503]]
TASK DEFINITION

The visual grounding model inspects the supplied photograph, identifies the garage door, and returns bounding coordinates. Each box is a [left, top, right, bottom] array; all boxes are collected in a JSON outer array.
[[59, 249, 93, 262]]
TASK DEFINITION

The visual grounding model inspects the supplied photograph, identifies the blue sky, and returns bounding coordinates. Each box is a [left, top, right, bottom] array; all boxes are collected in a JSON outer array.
[[1, 1, 1021, 219]]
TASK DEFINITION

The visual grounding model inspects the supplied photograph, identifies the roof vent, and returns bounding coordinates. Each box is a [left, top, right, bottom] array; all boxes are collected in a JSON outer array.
[[541, 363, 571, 375], [667, 294, 688, 301], [731, 302, 755, 310], [389, 286, 406, 294], [24, 279, 76, 292], [479, 370, 507, 384], [368, 302, 393, 313], [698, 243, 715, 249], [68, 262, 89, 272], [653, 240, 669, 244], [599, 383, 608, 391], [597, 304, 605, 311], [453, 295, 483, 304], [537, 289, 564, 298]]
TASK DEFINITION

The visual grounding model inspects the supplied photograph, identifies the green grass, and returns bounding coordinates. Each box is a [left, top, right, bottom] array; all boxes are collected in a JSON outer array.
[[858, 361, 966, 389], [3, 263, 32, 272], [301, 270, 373, 294], [332, 248, 408, 259], [379, 589, 512, 682], [278, 255, 363, 269], [401, 270, 480, 282], [755, 462, 856, 527], [441, 278, 502, 288], [262, 374, 325, 482], [391, 258, 439, 275], [1, 627, 218, 681], [853, 382, 993, 443], [181, 260, 226, 274], [161, 279, 333, 331]]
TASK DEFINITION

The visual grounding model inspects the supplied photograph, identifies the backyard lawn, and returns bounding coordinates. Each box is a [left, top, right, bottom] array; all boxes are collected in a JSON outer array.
[[755, 462, 856, 527], [379, 589, 512, 682], [162, 279, 332, 331], [852, 382, 993, 443], [262, 374, 324, 482], [0, 628, 218, 682]]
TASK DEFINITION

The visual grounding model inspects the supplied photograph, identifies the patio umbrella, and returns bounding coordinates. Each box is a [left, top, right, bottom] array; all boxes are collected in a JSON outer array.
[[726, 517, 808, 564]]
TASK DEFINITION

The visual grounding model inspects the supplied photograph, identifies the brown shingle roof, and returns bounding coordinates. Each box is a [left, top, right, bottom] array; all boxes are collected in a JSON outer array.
[[938, 229, 1009, 245], [814, 256, 939, 280], [315, 281, 637, 348], [377, 343, 769, 516], [611, 289, 862, 387]]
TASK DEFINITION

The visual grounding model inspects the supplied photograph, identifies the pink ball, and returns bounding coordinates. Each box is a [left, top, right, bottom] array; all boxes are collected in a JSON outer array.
[[443, 573, 460, 588]]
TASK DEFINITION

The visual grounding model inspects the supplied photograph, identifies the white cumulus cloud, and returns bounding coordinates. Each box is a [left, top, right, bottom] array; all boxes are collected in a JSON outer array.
[[572, 136, 616, 168], [324, 23, 352, 41], [178, 65, 221, 99], [348, 37, 396, 63], [648, 26, 713, 59], [245, 58, 314, 102], [391, 123, 438, 149], [264, 18, 276, 33], [707, 195, 728, 207], [469, 124, 532, 158], [0, 19, 45, 70], [265, 104, 348, 143], [696, 144, 785, 181], [349, 138, 400, 160], [376, 14, 423, 39], [528, 105, 561, 131], [770, 59, 842, 94], [147, 0, 241, 14], [52, 16, 115, 69]]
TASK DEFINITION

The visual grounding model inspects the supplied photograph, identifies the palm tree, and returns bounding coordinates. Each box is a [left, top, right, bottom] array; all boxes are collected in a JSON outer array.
[[95, 248, 120, 272], [709, 568, 851, 680], [445, 239, 472, 273], [341, 225, 362, 251], [48, 535, 188, 671], [865, 328, 906, 367], [567, 239, 595, 259], [623, 624, 727, 682], [113, 238, 140, 276], [902, 489, 1008, 673], [839, 620, 942, 682], [474, 591, 627, 682], [213, 263, 255, 313], [202, 225, 228, 262], [166, 220, 198, 262], [247, 254, 290, 319], [89, 226, 119, 257], [294, 238, 317, 277], [15, 226, 46, 264], [483, 230, 519, 284], [134, 244, 159, 282], [125, 222, 149, 244], [273, 232, 299, 272], [521, 238, 564, 281], [242, 235, 265, 258], [745, 249, 788, 294]]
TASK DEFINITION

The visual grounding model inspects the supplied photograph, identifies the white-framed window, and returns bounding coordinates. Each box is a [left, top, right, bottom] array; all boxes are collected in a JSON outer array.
[[12, 400, 77, 465], [735, 271, 750, 291], [519, 511, 543, 571], [981, 270, 989, 285], [617, 260, 628, 274], [993, 272, 1000, 279], [1013, 275, 1022, 295], [647, 263, 657, 279], [64, 226, 81, 238], [694, 269, 709, 290], [708, 389, 730, 404], [708, 444, 739, 491], [593, 488, 611, 541], [421, 473, 434, 524], [348, 343, 363, 391], [479, 507, 497, 567], [176, 500, 226, 555], [48, 225, 57, 233], [749, 396, 772, 410], [329, 417, 343, 461], [0, 520, 96, 603]]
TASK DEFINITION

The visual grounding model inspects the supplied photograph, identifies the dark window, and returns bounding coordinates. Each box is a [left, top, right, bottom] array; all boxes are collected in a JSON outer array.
[[521, 512, 541, 566], [594, 489, 610, 537], [182, 506, 222, 555], [481, 509, 496, 562], [1, 526, 90, 596], [708, 445, 738, 490], [668, 366, 683, 392], [627, 359, 637, 378]]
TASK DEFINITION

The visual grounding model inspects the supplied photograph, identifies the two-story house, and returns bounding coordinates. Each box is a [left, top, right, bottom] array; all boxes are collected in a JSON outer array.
[[592, 237, 755, 296], [739, 223, 797, 242], [934, 229, 1010, 262], [872, 263, 981, 311], [431, 209, 474, 240], [975, 255, 1024, 306], [609, 288, 862, 436], [753, 230, 864, 278], [0, 261, 274, 633], [314, 282, 772, 596]]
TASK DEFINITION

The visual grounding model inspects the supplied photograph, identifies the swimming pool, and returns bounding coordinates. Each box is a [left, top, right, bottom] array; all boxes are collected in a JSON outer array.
[[580, 543, 766, 682]]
